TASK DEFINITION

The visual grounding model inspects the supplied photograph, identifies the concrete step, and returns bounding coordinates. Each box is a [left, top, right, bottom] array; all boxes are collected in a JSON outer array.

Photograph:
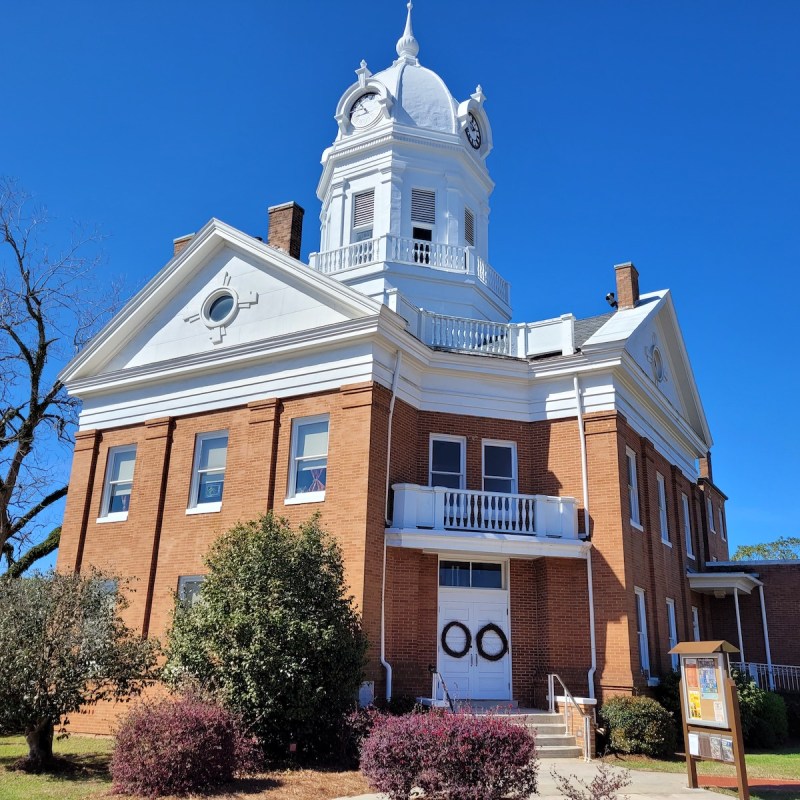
[[535, 734, 578, 747], [536, 744, 584, 759], [517, 723, 566, 735]]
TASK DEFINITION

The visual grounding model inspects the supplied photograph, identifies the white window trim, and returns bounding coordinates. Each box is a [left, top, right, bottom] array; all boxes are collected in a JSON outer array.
[[438, 556, 507, 591], [351, 188, 375, 242], [692, 606, 701, 641], [97, 444, 137, 523], [626, 447, 643, 530], [707, 497, 716, 533], [718, 507, 727, 542], [481, 439, 518, 494], [286, 414, 330, 504], [682, 493, 695, 560], [657, 472, 670, 546], [186, 430, 228, 514], [666, 598, 679, 669], [634, 587, 650, 677], [429, 434, 467, 489]]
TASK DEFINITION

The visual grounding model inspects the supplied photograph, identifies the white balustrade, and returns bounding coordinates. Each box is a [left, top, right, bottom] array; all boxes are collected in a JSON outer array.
[[391, 484, 580, 539], [421, 311, 513, 355], [309, 235, 511, 304]]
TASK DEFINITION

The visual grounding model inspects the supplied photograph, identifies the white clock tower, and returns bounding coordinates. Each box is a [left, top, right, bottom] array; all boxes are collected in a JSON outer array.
[[310, 3, 511, 323]]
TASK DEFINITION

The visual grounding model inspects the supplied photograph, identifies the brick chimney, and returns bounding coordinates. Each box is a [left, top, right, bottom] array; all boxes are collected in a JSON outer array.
[[699, 451, 713, 482], [267, 201, 304, 260], [173, 233, 194, 257], [614, 262, 640, 309]]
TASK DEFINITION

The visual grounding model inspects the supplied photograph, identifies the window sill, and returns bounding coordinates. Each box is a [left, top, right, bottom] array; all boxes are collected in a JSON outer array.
[[647, 677, 661, 687], [661, 539, 673, 548], [285, 493, 326, 506], [630, 520, 644, 532], [96, 513, 129, 524], [687, 553, 696, 560], [186, 503, 222, 515]]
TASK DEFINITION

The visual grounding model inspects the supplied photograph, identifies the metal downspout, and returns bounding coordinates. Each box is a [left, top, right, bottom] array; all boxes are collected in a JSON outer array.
[[381, 351, 402, 701], [574, 374, 597, 699]]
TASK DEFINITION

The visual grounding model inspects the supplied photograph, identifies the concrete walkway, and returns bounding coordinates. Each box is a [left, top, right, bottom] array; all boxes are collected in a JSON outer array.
[[334, 758, 713, 799]]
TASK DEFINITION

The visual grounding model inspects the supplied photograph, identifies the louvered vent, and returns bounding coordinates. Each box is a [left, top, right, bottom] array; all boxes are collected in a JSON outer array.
[[411, 189, 436, 224], [353, 190, 374, 229], [464, 208, 475, 247]]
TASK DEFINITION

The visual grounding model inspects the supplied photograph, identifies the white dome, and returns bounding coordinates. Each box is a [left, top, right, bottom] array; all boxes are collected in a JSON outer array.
[[371, 60, 458, 135]]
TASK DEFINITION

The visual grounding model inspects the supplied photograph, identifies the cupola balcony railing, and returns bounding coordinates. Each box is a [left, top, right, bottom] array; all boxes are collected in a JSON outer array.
[[309, 234, 510, 305], [390, 484, 580, 540]]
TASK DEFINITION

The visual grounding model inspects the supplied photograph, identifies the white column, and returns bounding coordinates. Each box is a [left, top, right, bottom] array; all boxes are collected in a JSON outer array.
[[758, 584, 774, 690], [733, 587, 745, 664]]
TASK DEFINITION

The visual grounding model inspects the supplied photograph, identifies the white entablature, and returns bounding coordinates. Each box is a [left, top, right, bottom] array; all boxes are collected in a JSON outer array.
[[311, 3, 510, 324]]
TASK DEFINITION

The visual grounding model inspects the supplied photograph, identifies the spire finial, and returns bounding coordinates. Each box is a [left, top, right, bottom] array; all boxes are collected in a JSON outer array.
[[396, 1, 419, 62]]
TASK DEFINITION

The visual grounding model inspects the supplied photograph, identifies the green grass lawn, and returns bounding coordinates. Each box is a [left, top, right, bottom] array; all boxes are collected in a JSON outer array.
[[602, 741, 800, 800], [0, 735, 113, 800]]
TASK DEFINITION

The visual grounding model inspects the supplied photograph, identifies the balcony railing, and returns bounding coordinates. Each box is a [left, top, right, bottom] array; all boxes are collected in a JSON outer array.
[[733, 662, 800, 693], [309, 235, 510, 305], [391, 484, 580, 539]]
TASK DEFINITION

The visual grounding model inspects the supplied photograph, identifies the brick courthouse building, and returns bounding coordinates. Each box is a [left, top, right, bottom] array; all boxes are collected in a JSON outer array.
[[57, 6, 796, 736]]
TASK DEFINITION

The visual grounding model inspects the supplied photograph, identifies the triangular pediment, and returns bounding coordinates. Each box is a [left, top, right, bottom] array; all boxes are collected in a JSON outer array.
[[624, 292, 712, 448], [584, 290, 712, 450], [61, 219, 381, 383]]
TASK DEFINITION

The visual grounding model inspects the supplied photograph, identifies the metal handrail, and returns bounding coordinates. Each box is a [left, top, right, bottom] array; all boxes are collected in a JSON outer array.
[[428, 664, 455, 712], [548, 673, 592, 762]]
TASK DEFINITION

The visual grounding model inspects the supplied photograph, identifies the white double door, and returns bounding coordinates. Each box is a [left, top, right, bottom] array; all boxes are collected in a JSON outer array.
[[437, 589, 511, 702]]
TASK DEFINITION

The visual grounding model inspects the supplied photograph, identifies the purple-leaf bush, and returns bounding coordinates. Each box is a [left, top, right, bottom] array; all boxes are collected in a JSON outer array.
[[110, 694, 260, 797], [360, 710, 538, 800]]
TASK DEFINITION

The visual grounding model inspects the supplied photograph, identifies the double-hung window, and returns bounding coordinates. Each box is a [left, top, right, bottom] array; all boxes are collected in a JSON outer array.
[[657, 472, 670, 545], [429, 435, 466, 489], [99, 445, 137, 521], [707, 497, 716, 534], [682, 493, 695, 560], [626, 447, 642, 529], [482, 441, 517, 494], [718, 507, 727, 542], [691, 606, 701, 641], [666, 598, 679, 669], [634, 587, 650, 678], [287, 415, 329, 502], [188, 431, 228, 513]]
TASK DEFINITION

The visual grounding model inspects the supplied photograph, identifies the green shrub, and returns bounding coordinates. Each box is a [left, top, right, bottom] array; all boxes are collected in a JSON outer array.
[[651, 670, 681, 719], [777, 692, 800, 738], [732, 670, 788, 748], [164, 513, 368, 760], [600, 695, 677, 758]]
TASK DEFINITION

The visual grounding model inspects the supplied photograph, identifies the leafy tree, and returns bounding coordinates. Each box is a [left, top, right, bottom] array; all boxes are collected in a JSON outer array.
[[165, 513, 368, 759], [0, 571, 158, 771], [0, 178, 116, 576], [732, 536, 800, 561]]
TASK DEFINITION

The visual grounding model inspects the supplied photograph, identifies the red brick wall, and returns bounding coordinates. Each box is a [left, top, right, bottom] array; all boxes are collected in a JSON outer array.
[[709, 563, 800, 667], [59, 385, 735, 729]]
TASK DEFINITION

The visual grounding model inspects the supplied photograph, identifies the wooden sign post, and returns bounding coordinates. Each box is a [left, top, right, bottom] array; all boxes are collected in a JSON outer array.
[[670, 641, 749, 800]]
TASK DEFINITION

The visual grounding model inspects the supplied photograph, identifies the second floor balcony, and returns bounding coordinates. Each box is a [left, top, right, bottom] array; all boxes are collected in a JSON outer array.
[[387, 484, 587, 560]]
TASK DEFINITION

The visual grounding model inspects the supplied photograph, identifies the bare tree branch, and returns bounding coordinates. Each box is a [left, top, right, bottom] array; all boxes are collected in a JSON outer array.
[[0, 178, 118, 577]]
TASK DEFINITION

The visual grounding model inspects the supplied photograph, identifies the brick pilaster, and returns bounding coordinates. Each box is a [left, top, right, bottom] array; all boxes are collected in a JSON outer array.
[[57, 429, 101, 574]]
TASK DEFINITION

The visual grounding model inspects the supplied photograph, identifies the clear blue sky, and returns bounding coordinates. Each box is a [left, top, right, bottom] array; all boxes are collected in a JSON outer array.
[[3, 1, 798, 560]]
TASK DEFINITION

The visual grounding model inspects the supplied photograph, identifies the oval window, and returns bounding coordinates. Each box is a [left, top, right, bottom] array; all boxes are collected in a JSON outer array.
[[207, 293, 234, 323]]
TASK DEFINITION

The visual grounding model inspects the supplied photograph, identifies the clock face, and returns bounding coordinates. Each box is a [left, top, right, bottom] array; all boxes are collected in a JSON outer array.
[[350, 92, 381, 128], [465, 113, 482, 149]]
